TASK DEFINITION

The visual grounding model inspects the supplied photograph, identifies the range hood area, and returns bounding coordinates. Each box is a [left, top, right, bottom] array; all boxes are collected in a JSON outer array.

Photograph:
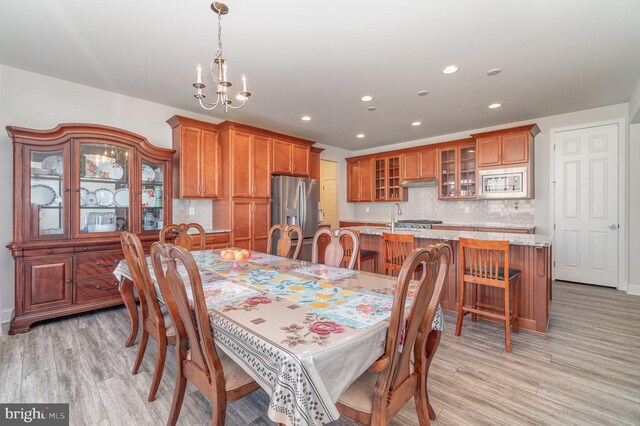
[[400, 178, 438, 187]]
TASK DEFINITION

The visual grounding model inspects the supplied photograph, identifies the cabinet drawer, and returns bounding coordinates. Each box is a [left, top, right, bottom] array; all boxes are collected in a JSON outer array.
[[76, 276, 121, 303], [206, 232, 230, 245], [75, 243, 122, 253], [76, 252, 124, 278], [23, 247, 75, 257]]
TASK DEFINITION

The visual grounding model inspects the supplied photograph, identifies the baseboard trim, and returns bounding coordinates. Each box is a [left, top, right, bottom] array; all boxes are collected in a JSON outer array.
[[1, 308, 14, 324], [627, 283, 640, 296]]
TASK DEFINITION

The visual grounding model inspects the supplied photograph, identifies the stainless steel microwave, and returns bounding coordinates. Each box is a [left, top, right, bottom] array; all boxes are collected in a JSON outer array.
[[478, 167, 528, 199]]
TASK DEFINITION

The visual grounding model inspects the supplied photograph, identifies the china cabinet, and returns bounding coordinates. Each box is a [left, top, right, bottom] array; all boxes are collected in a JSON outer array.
[[6, 123, 174, 334]]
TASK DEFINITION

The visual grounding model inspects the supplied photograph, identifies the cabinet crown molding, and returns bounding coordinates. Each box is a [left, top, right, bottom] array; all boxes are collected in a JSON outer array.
[[470, 123, 540, 139]]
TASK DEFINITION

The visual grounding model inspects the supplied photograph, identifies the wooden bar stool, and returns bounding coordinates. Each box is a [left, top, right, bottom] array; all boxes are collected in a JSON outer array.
[[382, 232, 416, 276], [341, 230, 377, 272], [454, 238, 520, 352], [159, 223, 206, 250]]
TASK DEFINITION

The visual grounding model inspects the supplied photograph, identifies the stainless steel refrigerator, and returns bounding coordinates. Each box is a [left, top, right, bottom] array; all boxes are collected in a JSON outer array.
[[271, 175, 319, 261]]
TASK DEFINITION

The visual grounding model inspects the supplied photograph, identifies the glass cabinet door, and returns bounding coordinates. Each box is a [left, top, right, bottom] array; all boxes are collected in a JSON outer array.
[[28, 147, 69, 239], [387, 156, 401, 200], [459, 146, 476, 197], [440, 149, 456, 198], [77, 143, 131, 235], [374, 158, 387, 201], [140, 159, 166, 233]]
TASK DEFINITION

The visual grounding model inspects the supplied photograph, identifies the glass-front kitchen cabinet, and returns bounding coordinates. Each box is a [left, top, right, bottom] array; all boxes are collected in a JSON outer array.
[[7, 124, 174, 334], [438, 140, 477, 200]]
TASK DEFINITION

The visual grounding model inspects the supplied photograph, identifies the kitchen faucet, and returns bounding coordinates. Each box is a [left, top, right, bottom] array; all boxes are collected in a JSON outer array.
[[390, 202, 402, 233]]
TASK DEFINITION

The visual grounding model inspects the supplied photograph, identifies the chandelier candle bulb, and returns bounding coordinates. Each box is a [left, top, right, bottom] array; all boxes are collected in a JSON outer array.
[[196, 64, 202, 84], [242, 74, 247, 92]]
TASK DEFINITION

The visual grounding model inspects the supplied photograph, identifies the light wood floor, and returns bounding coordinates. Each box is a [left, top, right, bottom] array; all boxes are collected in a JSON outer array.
[[1, 281, 639, 426]]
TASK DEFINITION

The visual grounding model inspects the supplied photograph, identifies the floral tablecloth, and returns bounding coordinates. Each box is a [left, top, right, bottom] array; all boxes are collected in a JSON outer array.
[[114, 250, 444, 426]]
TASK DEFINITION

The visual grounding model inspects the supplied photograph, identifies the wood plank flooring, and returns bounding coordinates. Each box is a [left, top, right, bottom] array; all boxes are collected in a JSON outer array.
[[1, 280, 639, 425]]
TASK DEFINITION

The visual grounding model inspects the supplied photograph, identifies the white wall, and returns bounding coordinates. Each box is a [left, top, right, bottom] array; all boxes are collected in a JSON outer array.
[[629, 123, 640, 295], [0, 66, 225, 322]]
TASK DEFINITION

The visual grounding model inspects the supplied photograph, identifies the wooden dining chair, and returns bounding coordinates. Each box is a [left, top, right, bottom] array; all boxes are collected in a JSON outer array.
[[267, 224, 303, 259], [336, 244, 452, 426], [312, 228, 359, 269], [119, 232, 176, 401], [160, 223, 206, 251], [341, 230, 378, 272], [382, 232, 416, 276], [150, 242, 260, 426], [455, 238, 520, 352]]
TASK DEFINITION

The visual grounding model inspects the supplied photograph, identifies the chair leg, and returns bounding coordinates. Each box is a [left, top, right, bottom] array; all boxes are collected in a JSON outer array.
[[148, 337, 167, 401], [414, 386, 431, 426], [211, 398, 226, 426], [512, 277, 519, 334], [503, 284, 511, 352], [471, 283, 478, 322], [167, 359, 187, 426], [455, 280, 466, 337], [132, 329, 149, 374]]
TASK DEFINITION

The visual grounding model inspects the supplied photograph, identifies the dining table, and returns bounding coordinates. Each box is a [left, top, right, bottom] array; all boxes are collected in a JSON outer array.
[[114, 249, 444, 426]]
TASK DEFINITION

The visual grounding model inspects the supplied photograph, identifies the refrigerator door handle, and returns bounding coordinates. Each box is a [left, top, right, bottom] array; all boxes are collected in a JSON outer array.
[[302, 181, 307, 230]]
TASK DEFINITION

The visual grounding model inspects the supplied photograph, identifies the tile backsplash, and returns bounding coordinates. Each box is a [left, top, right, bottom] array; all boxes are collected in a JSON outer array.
[[352, 186, 534, 225], [172, 198, 213, 228]]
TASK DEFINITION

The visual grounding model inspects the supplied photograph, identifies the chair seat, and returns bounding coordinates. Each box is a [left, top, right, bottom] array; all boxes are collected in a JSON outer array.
[[360, 249, 377, 258], [337, 370, 381, 414], [464, 267, 521, 281], [218, 349, 256, 392]]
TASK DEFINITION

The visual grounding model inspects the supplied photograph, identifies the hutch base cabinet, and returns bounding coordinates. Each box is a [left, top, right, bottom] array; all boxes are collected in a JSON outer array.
[[6, 124, 174, 334]]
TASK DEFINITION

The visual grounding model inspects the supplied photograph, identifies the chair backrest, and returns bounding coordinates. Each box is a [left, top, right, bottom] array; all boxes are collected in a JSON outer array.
[[382, 232, 415, 275], [459, 237, 510, 285], [267, 224, 303, 259], [159, 223, 206, 251], [150, 242, 226, 399], [341, 229, 361, 261], [312, 228, 359, 269], [373, 244, 451, 420], [120, 232, 165, 327]]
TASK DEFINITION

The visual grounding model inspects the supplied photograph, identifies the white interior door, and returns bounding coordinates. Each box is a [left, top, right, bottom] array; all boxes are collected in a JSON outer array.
[[321, 178, 337, 228], [554, 123, 618, 287]]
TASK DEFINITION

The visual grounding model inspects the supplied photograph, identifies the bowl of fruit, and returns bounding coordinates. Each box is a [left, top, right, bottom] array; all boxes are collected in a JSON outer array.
[[219, 248, 252, 269]]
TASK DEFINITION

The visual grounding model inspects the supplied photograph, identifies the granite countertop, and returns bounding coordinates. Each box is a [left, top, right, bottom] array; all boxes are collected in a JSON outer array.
[[348, 226, 551, 247], [186, 227, 232, 234], [437, 222, 536, 231]]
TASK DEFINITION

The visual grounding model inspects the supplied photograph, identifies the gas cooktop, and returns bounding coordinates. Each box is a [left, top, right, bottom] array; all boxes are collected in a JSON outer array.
[[394, 219, 443, 229]]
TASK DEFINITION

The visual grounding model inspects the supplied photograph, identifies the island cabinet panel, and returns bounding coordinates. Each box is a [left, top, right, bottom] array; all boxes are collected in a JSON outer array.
[[355, 233, 551, 333]]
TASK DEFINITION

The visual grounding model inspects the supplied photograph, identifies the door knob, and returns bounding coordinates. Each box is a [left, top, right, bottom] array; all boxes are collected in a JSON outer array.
[[608, 223, 618, 230]]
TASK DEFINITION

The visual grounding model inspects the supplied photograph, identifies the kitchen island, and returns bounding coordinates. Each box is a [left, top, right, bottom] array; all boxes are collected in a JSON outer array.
[[346, 226, 552, 333]]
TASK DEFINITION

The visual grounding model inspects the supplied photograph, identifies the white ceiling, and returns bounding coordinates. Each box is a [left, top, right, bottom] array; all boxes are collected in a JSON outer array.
[[1, 0, 640, 150]]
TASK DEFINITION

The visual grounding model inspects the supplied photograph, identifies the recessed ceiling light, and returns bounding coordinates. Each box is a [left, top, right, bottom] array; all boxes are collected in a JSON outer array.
[[411, 121, 422, 126], [488, 103, 502, 109], [487, 68, 502, 76], [417, 90, 430, 96], [367, 106, 377, 111], [356, 133, 365, 138], [441, 65, 459, 75], [301, 115, 311, 121], [360, 95, 374, 102]]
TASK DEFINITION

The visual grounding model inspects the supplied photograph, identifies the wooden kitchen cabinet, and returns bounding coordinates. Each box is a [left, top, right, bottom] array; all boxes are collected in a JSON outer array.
[[230, 130, 271, 199], [191, 232, 231, 250], [310, 147, 323, 180], [374, 156, 406, 201], [347, 158, 374, 202], [272, 139, 311, 176], [7, 123, 175, 334], [438, 139, 477, 200], [231, 199, 270, 252], [473, 124, 539, 168], [402, 148, 437, 180], [167, 115, 220, 198]]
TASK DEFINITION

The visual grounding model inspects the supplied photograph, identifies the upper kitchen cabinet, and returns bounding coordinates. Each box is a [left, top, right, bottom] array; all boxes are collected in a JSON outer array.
[[401, 148, 437, 181], [347, 157, 374, 202], [219, 126, 271, 199], [272, 139, 312, 176], [374, 155, 407, 202], [167, 115, 220, 198], [473, 124, 540, 168], [310, 147, 324, 180], [438, 139, 477, 200]]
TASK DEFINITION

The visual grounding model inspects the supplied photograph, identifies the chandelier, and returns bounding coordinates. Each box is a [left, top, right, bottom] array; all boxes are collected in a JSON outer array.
[[193, 2, 251, 113]]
